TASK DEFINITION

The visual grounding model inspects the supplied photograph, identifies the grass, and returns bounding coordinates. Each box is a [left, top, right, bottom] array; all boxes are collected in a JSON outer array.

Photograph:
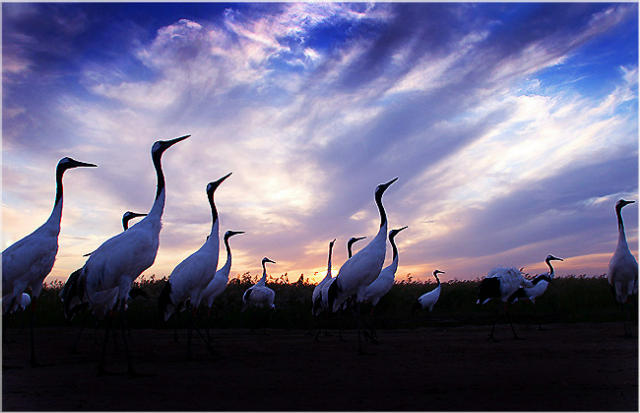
[[4, 273, 637, 330]]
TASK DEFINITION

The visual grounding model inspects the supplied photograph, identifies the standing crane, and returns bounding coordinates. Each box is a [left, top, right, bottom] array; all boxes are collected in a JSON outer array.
[[201, 230, 245, 312], [510, 255, 563, 330], [607, 199, 638, 337], [159, 174, 231, 358], [2, 156, 96, 366], [199, 230, 244, 340], [242, 257, 277, 310], [328, 177, 398, 353], [415, 270, 445, 312], [60, 210, 147, 353], [312, 239, 336, 317], [360, 226, 408, 341], [82, 134, 189, 375], [476, 267, 534, 341]]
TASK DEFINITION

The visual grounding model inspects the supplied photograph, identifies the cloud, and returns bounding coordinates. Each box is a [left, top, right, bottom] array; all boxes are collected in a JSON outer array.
[[2, 3, 637, 284]]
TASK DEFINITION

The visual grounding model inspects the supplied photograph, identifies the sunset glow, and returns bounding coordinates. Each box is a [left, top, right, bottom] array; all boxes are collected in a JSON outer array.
[[2, 3, 638, 285]]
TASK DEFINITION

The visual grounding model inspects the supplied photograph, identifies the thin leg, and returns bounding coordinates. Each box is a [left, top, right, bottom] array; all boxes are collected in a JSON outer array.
[[71, 322, 86, 354], [355, 302, 365, 354], [187, 306, 194, 360], [505, 304, 520, 339], [488, 304, 500, 342], [622, 303, 632, 338], [29, 297, 39, 367], [534, 304, 545, 331], [97, 316, 112, 375]]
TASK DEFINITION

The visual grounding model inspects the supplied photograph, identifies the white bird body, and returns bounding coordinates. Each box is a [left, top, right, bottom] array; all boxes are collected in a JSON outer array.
[[161, 174, 231, 321], [520, 280, 548, 304], [84, 135, 189, 318], [478, 266, 535, 340], [319, 236, 365, 312], [61, 211, 146, 320], [7, 293, 32, 314], [2, 157, 96, 314], [482, 267, 533, 304], [243, 258, 276, 310], [330, 178, 398, 312], [84, 211, 162, 312], [361, 226, 407, 306], [201, 230, 244, 309], [518, 255, 563, 303], [607, 199, 638, 304], [312, 239, 336, 316], [417, 270, 444, 311]]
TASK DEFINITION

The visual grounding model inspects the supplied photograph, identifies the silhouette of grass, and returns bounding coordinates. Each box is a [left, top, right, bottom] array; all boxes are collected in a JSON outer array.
[[4, 273, 636, 329]]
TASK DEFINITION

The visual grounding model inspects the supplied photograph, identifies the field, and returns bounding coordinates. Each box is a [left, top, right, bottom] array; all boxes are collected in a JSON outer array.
[[2, 275, 638, 411]]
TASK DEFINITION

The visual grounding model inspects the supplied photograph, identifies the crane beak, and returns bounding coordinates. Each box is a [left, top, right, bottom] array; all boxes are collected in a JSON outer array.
[[72, 160, 97, 168], [217, 172, 232, 184], [165, 134, 190, 148], [382, 177, 398, 188]]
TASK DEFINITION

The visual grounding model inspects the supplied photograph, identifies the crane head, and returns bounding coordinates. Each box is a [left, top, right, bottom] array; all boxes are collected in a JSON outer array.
[[152, 134, 190, 155], [389, 226, 408, 239], [375, 177, 398, 197], [225, 230, 245, 240], [348, 236, 366, 245], [262, 257, 276, 265], [546, 254, 563, 262], [616, 199, 635, 210], [58, 157, 97, 171], [207, 172, 232, 196]]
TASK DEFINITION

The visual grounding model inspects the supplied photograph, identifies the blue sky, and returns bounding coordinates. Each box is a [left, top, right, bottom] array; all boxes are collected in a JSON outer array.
[[2, 3, 638, 284]]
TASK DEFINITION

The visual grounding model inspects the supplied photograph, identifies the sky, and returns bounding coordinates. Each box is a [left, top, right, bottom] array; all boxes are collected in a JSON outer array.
[[2, 2, 638, 285]]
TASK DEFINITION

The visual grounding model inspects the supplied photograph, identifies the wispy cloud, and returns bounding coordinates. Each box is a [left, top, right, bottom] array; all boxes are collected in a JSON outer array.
[[2, 3, 637, 284]]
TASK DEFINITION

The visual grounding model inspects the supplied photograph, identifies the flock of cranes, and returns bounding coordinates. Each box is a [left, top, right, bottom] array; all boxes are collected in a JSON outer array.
[[2, 135, 638, 372]]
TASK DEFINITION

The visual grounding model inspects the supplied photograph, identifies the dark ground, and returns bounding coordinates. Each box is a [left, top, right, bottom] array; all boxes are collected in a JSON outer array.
[[2, 322, 637, 411]]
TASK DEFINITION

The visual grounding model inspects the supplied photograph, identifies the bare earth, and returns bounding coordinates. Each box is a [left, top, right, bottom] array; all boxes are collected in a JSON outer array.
[[2, 322, 637, 411]]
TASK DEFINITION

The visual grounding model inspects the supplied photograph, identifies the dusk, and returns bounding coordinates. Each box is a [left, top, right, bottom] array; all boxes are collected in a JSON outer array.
[[3, 3, 637, 285], [2, 3, 638, 411]]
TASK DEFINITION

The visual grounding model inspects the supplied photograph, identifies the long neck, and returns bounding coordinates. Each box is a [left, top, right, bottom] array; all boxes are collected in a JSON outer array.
[[348, 242, 354, 258], [390, 235, 399, 261], [434, 274, 440, 287], [616, 206, 628, 246], [45, 165, 66, 229], [259, 262, 268, 284], [545, 258, 555, 277], [375, 190, 387, 229], [219, 236, 233, 276], [209, 191, 219, 234], [148, 151, 166, 217]]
